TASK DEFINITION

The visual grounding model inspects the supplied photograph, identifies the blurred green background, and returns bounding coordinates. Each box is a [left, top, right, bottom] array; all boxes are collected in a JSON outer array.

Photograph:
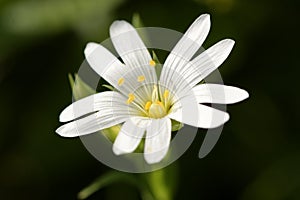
[[0, 0, 299, 199]]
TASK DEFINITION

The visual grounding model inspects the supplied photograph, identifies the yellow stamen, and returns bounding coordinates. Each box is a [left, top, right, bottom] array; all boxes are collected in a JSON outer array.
[[149, 60, 156, 67], [118, 77, 124, 86], [144, 101, 152, 110], [126, 93, 135, 104], [163, 90, 169, 99], [137, 75, 145, 82]]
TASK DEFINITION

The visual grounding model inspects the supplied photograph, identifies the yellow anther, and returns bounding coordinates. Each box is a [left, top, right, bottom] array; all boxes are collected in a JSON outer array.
[[144, 101, 152, 110], [118, 77, 124, 86], [137, 75, 145, 82], [163, 90, 170, 99], [126, 93, 135, 104], [149, 60, 156, 67]]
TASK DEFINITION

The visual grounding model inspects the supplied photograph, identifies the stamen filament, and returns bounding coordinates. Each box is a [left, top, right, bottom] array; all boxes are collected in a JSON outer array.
[[163, 90, 169, 99], [152, 85, 159, 102], [163, 90, 170, 108]]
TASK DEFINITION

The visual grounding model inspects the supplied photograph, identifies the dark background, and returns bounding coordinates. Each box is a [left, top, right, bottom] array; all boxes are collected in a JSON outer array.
[[0, 0, 299, 199]]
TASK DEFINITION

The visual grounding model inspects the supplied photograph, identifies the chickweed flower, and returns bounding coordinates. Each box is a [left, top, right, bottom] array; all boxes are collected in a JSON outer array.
[[56, 14, 249, 164]]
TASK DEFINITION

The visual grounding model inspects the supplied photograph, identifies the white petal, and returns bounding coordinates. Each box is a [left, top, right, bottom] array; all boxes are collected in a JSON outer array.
[[193, 84, 249, 104], [84, 42, 135, 94], [84, 42, 155, 100], [59, 91, 132, 122], [84, 41, 156, 99], [113, 117, 151, 155], [166, 14, 210, 62], [168, 104, 229, 129], [160, 39, 235, 96], [109, 20, 157, 84], [84, 42, 125, 78], [160, 14, 210, 88], [185, 39, 235, 87], [56, 111, 129, 137], [182, 14, 211, 48], [144, 118, 171, 164]]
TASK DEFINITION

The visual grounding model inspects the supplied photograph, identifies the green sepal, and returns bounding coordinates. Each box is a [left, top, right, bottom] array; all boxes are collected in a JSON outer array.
[[68, 73, 96, 100], [134, 138, 145, 153], [102, 84, 115, 91], [152, 50, 163, 78], [100, 125, 120, 142], [198, 79, 206, 84], [152, 50, 161, 64], [132, 13, 144, 28], [171, 119, 184, 132], [132, 13, 150, 47], [69, 74, 120, 143]]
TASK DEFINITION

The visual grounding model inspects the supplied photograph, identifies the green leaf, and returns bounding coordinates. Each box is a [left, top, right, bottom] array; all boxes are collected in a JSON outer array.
[[78, 171, 153, 200], [77, 171, 132, 199]]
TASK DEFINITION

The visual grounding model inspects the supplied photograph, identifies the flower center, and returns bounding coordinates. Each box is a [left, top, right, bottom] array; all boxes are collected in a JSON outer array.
[[143, 86, 171, 119], [126, 84, 173, 119], [121, 66, 174, 119], [146, 100, 167, 118]]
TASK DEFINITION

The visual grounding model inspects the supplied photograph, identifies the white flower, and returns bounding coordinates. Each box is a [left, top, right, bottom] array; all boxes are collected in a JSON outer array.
[[56, 14, 249, 164]]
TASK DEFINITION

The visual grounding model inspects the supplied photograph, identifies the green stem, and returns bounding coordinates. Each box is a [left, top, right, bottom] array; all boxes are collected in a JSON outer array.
[[144, 163, 179, 200]]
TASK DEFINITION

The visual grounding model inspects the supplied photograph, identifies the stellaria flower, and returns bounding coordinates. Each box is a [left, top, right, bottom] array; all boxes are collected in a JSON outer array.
[[56, 14, 249, 164]]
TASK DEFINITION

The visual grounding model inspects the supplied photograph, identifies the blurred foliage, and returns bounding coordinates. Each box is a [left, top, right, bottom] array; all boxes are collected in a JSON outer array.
[[241, 152, 300, 200], [0, 0, 299, 199], [0, 0, 124, 62]]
